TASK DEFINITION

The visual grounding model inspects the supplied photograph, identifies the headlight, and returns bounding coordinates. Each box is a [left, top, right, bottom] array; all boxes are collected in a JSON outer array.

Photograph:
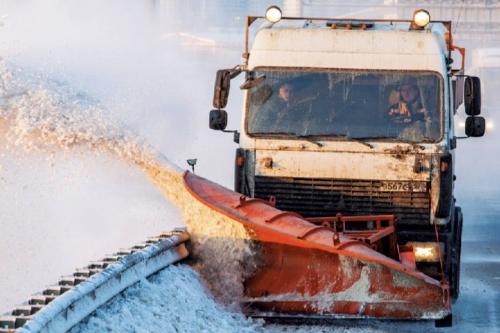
[[265, 5, 282, 24], [486, 120, 494, 130], [412, 9, 431, 29], [409, 242, 442, 262]]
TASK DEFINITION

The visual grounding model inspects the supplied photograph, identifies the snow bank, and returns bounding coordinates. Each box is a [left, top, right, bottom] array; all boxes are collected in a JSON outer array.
[[20, 234, 188, 333], [71, 265, 261, 333]]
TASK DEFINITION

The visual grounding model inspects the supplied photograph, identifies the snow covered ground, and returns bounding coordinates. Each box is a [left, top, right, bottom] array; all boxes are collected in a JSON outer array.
[[0, 1, 499, 332], [70, 265, 262, 333], [72, 233, 500, 333]]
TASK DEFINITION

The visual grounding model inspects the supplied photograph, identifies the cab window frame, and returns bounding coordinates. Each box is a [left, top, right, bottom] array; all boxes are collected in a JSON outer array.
[[244, 66, 445, 144]]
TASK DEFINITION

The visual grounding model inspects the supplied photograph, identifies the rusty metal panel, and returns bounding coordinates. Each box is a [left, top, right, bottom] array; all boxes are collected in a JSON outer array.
[[244, 243, 448, 319]]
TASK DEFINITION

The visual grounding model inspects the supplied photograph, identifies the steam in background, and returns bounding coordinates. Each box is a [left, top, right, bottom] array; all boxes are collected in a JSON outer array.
[[0, 0, 499, 313]]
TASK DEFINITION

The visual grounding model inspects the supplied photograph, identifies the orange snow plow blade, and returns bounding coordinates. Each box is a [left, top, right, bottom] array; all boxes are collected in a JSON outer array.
[[183, 172, 450, 320]]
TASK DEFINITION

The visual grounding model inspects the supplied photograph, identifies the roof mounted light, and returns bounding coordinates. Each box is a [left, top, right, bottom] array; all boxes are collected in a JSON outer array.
[[265, 5, 282, 24], [411, 9, 430, 29]]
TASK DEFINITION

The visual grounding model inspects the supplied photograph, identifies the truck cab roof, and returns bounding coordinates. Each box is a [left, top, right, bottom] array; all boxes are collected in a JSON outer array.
[[248, 21, 449, 73]]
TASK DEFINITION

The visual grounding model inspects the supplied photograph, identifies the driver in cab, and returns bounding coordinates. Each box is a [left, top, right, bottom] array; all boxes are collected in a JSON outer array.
[[250, 78, 325, 135], [251, 81, 299, 133], [269, 82, 297, 115]]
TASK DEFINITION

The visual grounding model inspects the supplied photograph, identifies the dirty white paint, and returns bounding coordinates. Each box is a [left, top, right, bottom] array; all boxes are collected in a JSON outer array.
[[255, 149, 431, 181], [248, 25, 448, 73]]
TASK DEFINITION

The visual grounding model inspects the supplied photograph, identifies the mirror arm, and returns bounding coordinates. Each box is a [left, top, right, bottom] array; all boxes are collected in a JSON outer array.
[[228, 65, 243, 79], [222, 129, 240, 143]]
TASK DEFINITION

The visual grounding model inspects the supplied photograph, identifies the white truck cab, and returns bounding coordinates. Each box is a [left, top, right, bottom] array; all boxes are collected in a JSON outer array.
[[208, 7, 485, 303]]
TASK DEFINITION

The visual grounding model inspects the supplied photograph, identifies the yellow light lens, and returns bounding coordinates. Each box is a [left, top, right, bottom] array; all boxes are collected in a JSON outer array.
[[415, 246, 434, 258], [413, 10, 430, 28], [266, 6, 282, 24], [410, 242, 441, 262]]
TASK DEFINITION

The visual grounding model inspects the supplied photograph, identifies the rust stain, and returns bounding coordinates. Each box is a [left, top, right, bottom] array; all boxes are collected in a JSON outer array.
[[260, 157, 273, 169]]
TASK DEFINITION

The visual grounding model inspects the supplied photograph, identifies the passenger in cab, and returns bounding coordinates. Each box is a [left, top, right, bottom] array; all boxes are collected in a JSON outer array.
[[387, 77, 429, 124]]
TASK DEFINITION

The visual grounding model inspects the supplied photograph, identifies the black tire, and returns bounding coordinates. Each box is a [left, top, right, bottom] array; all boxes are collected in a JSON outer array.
[[450, 206, 463, 301], [435, 313, 453, 327]]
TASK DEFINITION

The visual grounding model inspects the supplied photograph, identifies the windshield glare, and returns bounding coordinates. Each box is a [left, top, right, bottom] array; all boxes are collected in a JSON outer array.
[[246, 69, 443, 142]]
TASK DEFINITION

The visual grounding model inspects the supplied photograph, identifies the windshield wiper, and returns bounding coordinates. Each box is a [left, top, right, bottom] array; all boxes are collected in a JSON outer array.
[[293, 134, 324, 147], [324, 134, 374, 149], [251, 132, 323, 147], [355, 136, 426, 150], [347, 137, 374, 149], [250, 132, 379, 148]]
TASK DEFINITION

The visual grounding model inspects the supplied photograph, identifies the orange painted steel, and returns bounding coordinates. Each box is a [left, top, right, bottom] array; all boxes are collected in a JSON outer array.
[[305, 214, 396, 245], [183, 171, 450, 319]]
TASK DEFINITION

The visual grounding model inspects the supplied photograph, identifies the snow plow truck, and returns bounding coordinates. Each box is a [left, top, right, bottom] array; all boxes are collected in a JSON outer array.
[[204, 6, 486, 327]]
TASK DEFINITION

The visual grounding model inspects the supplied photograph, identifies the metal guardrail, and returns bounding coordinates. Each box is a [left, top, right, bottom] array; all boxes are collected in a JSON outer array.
[[0, 229, 189, 333]]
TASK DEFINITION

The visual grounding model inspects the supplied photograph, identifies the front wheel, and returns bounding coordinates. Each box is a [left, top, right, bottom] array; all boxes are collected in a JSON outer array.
[[450, 206, 463, 301]]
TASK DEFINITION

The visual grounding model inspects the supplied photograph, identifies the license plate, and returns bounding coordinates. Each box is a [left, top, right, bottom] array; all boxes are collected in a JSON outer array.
[[379, 181, 427, 192]]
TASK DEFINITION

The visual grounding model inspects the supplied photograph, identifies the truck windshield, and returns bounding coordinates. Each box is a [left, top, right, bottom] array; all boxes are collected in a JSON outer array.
[[246, 69, 443, 142]]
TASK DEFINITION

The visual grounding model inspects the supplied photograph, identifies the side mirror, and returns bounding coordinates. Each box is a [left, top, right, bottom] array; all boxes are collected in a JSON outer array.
[[464, 76, 481, 115], [465, 116, 485, 137], [209, 109, 227, 131], [452, 76, 464, 113], [213, 70, 231, 109], [212, 68, 242, 109]]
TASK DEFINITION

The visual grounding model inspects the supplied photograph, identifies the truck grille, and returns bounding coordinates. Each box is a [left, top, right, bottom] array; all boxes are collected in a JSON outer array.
[[254, 176, 430, 225]]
